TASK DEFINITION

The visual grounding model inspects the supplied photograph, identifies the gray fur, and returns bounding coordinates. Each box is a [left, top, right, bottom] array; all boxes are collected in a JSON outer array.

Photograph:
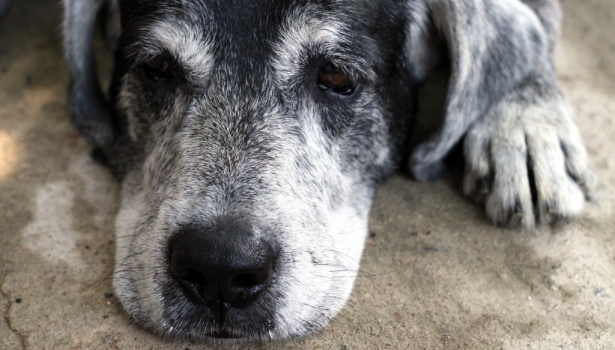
[[409, 0, 547, 181], [62, 0, 595, 341]]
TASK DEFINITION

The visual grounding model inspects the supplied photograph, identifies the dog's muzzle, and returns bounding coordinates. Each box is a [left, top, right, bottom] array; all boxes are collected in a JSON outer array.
[[168, 222, 277, 327]]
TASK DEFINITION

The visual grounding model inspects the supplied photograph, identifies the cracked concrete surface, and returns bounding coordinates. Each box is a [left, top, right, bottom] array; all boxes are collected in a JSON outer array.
[[1, 273, 25, 349], [0, 0, 614, 349]]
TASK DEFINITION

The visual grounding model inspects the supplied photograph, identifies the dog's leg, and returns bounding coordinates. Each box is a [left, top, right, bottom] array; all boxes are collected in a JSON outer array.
[[462, 0, 596, 227], [407, 0, 594, 226], [408, 0, 548, 182], [63, 0, 114, 147]]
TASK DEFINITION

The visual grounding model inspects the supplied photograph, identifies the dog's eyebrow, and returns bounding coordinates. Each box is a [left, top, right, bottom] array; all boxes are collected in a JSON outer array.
[[271, 8, 376, 87], [129, 21, 215, 81]]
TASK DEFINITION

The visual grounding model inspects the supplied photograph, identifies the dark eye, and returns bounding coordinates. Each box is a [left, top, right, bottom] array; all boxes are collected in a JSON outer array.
[[143, 57, 170, 80], [317, 63, 355, 95]]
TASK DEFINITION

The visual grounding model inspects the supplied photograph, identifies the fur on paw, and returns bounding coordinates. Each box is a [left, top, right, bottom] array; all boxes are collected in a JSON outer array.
[[463, 98, 596, 227]]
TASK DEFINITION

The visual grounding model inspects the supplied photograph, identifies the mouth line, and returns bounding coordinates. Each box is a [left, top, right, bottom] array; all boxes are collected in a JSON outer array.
[[164, 287, 272, 340], [206, 329, 242, 339]]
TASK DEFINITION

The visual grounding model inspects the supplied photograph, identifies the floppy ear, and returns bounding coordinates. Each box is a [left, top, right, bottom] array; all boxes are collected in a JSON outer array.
[[407, 0, 549, 181], [0, 0, 13, 18], [63, 0, 116, 147]]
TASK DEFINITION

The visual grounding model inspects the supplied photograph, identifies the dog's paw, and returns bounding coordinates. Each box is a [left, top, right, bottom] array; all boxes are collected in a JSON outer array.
[[463, 100, 596, 227]]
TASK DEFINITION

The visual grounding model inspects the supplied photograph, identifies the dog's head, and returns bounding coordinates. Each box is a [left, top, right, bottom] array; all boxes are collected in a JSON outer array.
[[63, 0, 547, 340]]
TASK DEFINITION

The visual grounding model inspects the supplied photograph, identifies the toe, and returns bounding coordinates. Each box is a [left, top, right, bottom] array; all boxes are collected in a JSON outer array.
[[463, 126, 492, 204], [526, 129, 585, 224], [485, 128, 535, 227]]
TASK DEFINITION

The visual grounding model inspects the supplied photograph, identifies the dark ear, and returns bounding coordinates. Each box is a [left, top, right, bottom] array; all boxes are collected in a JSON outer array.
[[406, 0, 549, 181], [0, 0, 13, 18], [63, 0, 116, 147]]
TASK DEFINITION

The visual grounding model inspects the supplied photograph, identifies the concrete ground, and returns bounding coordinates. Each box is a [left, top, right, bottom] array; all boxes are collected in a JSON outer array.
[[1, 0, 614, 349]]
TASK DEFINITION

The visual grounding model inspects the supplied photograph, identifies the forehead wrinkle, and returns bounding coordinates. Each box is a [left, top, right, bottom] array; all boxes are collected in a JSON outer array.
[[137, 20, 216, 82]]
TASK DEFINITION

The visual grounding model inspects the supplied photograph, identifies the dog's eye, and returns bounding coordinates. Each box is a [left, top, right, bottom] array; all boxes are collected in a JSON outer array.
[[317, 63, 355, 95], [143, 58, 170, 80]]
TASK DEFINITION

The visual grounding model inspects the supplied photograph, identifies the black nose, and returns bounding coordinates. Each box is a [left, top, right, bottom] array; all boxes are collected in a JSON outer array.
[[168, 223, 275, 314]]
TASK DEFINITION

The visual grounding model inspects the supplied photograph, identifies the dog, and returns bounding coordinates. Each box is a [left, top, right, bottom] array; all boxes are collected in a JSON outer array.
[[62, 0, 596, 341]]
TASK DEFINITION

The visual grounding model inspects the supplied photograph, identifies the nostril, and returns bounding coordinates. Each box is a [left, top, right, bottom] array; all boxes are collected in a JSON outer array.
[[171, 267, 217, 303], [184, 268, 208, 288]]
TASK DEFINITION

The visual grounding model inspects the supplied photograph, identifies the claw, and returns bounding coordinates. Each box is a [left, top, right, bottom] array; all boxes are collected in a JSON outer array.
[[469, 177, 490, 204], [513, 201, 524, 215]]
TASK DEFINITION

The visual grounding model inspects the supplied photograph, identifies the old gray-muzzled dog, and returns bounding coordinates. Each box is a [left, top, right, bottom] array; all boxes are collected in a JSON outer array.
[[60, 0, 595, 341]]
